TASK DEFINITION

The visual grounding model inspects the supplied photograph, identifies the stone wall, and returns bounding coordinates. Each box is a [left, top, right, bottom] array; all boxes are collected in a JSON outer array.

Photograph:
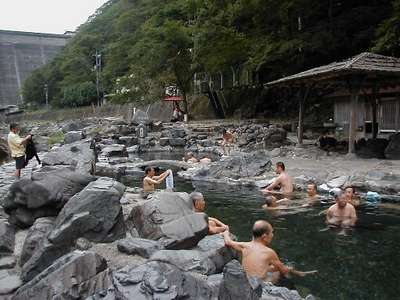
[[0, 30, 70, 106]]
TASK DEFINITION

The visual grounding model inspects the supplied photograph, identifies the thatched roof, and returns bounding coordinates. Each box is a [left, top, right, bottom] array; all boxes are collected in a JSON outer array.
[[266, 52, 400, 86]]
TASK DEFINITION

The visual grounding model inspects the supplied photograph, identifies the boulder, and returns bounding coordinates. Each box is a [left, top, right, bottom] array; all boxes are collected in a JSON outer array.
[[0, 256, 16, 269], [101, 144, 128, 157], [170, 128, 187, 138], [326, 175, 349, 189], [0, 220, 15, 254], [118, 136, 138, 147], [117, 238, 162, 258], [169, 138, 186, 146], [159, 137, 170, 146], [0, 137, 10, 163], [64, 131, 84, 144], [356, 138, 388, 159], [195, 151, 271, 180], [21, 178, 125, 282], [112, 261, 212, 299], [15, 251, 111, 300], [129, 192, 208, 249], [385, 133, 400, 159], [261, 282, 311, 300], [49, 177, 126, 245], [42, 140, 96, 174], [19, 217, 55, 267], [3, 166, 94, 228], [0, 270, 22, 295], [218, 260, 262, 300]]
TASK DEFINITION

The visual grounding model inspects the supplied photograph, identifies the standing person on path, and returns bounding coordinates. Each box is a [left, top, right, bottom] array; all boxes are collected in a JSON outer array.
[[221, 128, 235, 156], [7, 123, 31, 179]]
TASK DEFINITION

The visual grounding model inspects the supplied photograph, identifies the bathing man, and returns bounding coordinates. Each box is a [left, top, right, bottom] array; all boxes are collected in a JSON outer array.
[[223, 220, 316, 283], [304, 182, 320, 206], [261, 162, 293, 207], [344, 186, 360, 207], [143, 166, 171, 192], [190, 192, 229, 235], [326, 192, 357, 227]]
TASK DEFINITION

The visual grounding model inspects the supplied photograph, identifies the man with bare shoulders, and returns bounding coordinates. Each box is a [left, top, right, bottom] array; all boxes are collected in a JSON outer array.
[[303, 182, 320, 206], [223, 220, 316, 283], [344, 186, 360, 207], [190, 192, 228, 235], [261, 162, 293, 207], [326, 192, 357, 227], [143, 166, 171, 192]]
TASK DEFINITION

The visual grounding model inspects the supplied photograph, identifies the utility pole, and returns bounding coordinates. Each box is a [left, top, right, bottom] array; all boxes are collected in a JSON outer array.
[[44, 83, 49, 109], [94, 50, 102, 106]]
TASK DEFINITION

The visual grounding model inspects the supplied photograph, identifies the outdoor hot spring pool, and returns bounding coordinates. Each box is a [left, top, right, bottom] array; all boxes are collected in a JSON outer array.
[[123, 176, 400, 300]]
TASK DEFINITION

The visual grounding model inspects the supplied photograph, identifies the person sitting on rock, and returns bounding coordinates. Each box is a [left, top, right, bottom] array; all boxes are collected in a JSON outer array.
[[261, 162, 293, 207], [326, 192, 357, 228], [199, 154, 212, 164], [183, 152, 198, 163], [344, 185, 360, 207], [221, 128, 235, 156], [190, 192, 228, 235], [143, 166, 171, 192], [223, 220, 317, 284]]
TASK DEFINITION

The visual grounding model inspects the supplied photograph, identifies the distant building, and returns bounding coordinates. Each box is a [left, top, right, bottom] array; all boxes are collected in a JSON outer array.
[[0, 29, 71, 107]]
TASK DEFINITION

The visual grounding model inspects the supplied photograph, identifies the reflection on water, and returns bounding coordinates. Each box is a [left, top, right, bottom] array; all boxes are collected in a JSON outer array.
[[125, 177, 400, 300]]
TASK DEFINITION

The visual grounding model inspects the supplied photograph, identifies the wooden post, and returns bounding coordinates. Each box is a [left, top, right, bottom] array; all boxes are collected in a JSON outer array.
[[348, 92, 359, 153], [298, 96, 304, 145], [396, 97, 400, 133]]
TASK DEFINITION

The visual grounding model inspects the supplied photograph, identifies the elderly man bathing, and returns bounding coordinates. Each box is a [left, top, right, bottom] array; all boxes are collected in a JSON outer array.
[[223, 220, 317, 283], [326, 192, 357, 227], [190, 192, 228, 235], [261, 162, 293, 207]]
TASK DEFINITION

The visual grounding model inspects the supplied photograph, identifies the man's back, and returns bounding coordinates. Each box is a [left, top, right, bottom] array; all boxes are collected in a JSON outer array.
[[279, 172, 293, 194], [242, 241, 278, 280]]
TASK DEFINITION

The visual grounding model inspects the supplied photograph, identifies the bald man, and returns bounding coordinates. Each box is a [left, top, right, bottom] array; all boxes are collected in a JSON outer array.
[[190, 192, 228, 235], [223, 220, 316, 283]]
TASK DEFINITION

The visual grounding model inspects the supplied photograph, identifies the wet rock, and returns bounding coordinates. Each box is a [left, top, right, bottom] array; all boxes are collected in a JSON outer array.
[[326, 175, 349, 188], [169, 137, 186, 146], [117, 238, 161, 258], [196, 234, 238, 273], [112, 261, 212, 299], [0, 256, 16, 269], [261, 282, 312, 300], [21, 178, 125, 282], [129, 192, 208, 249], [15, 251, 111, 300], [195, 151, 271, 180], [0, 220, 15, 254], [20, 217, 55, 267], [219, 260, 262, 300], [0, 270, 22, 295], [64, 130, 84, 144], [3, 166, 94, 228], [385, 133, 400, 159]]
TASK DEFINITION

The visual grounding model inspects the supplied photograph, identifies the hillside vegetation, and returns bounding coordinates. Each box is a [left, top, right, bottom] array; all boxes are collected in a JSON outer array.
[[22, 0, 400, 112]]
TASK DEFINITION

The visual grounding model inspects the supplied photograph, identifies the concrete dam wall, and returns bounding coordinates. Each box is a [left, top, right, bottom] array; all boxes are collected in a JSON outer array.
[[0, 30, 70, 106]]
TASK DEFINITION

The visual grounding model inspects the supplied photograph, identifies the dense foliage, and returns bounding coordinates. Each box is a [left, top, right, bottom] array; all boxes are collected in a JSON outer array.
[[22, 0, 399, 109]]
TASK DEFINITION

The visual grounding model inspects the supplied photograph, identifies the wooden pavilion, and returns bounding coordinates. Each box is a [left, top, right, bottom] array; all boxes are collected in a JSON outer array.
[[265, 52, 400, 153]]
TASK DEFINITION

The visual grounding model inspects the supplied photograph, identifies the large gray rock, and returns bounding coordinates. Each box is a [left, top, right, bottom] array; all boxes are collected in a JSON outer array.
[[117, 238, 161, 258], [64, 131, 84, 144], [129, 192, 208, 249], [0, 220, 15, 254], [19, 217, 55, 267], [101, 144, 128, 157], [112, 261, 213, 299], [15, 251, 111, 300], [169, 137, 186, 146], [42, 140, 95, 174], [2, 166, 94, 228], [21, 178, 125, 282], [385, 133, 400, 159], [0, 270, 22, 295], [196, 151, 272, 180], [219, 260, 262, 300], [49, 177, 126, 244]]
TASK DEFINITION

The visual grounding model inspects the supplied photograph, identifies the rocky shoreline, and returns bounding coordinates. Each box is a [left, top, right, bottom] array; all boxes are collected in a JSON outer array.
[[0, 115, 399, 299]]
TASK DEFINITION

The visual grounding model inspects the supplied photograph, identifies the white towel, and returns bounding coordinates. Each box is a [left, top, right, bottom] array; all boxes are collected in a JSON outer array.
[[166, 170, 174, 190]]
